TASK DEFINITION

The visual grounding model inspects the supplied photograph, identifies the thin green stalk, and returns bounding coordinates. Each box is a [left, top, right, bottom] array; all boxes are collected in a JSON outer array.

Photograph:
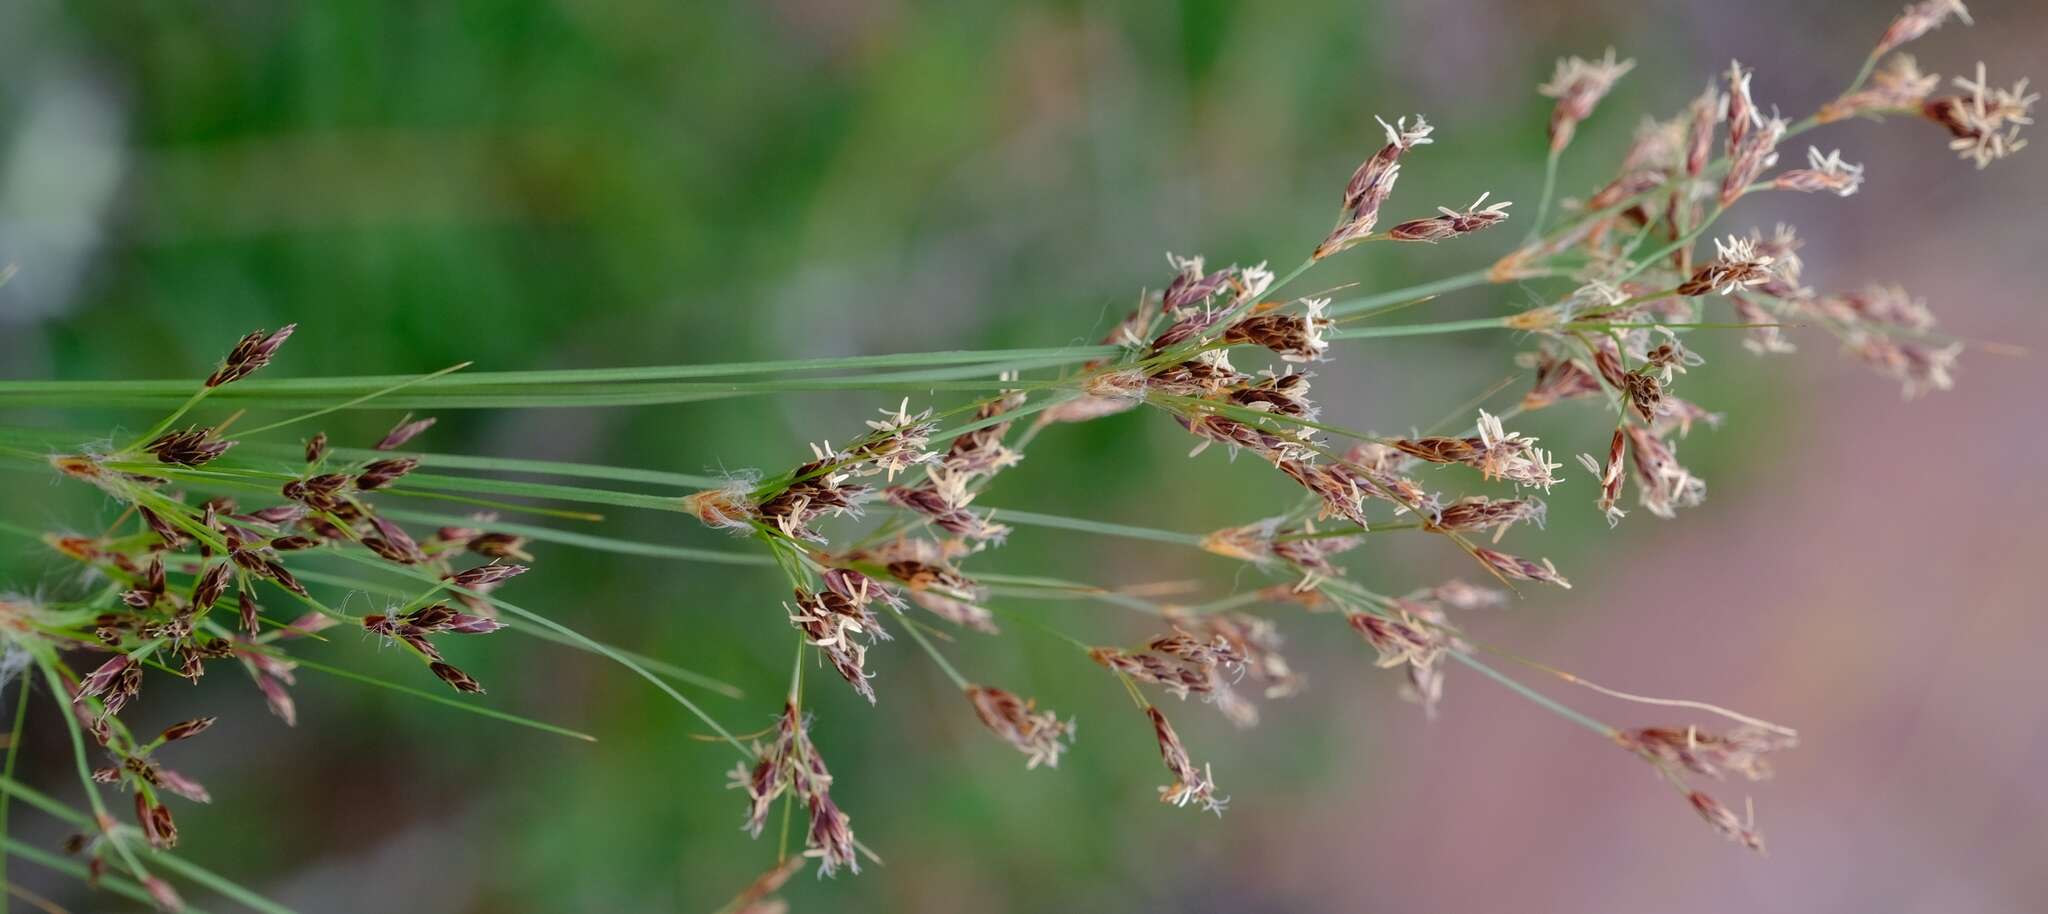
[[988, 508, 1207, 548], [1528, 147, 1563, 241], [233, 362, 473, 436], [895, 616, 971, 690], [1324, 270, 1497, 318], [120, 387, 212, 453], [1329, 316, 1514, 340], [144, 851, 297, 914], [1, 838, 207, 914], [0, 675, 26, 900], [1448, 652, 1614, 737], [326, 551, 752, 757], [282, 653, 598, 742]]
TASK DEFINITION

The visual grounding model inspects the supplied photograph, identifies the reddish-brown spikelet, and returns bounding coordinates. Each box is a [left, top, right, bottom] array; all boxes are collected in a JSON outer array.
[[1147, 706, 1225, 814], [1472, 548, 1571, 588], [354, 457, 419, 491], [1688, 790, 1765, 852], [158, 717, 217, 743], [1619, 725, 1797, 781], [965, 686, 1074, 769], [144, 427, 236, 467], [1539, 49, 1636, 153], [1871, 0, 1972, 60], [143, 875, 185, 912], [1388, 194, 1513, 243], [429, 662, 485, 694], [1316, 115, 1432, 259], [205, 324, 296, 387], [375, 414, 437, 450]]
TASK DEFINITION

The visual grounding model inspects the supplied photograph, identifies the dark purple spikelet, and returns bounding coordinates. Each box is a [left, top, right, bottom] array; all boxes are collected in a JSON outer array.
[[375, 414, 437, 451], [205, 324, 296, 388], [429, 662, 485, 694], [191, 562, 233, 611], [144, 426, 236, 467], [354, 457, 419, 491], [363, 517, 425, 565], [158, 717, 217, 743], [77, 655, 132, 700], [449, 562, 526, 589]]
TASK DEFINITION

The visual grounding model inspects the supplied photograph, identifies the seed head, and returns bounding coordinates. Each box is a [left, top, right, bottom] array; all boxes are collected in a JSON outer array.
[[449, 562, 526, 589], [1620, 725, 1798, 781], [375, 414, 437, 451], [1721, 113, 1786, 206], [1472, 548, 1571, 588], [1539, 49, 1636, 152], [1872, 0, 1972, 60], [965, 686, 1075, 769], [354, 457, 419, 491], [1688, 790, 1765, 852], [1624, 425, 1707, 518], [1147, 707, 1225, 814], [144, 426, 236, 467], [205, 324, 296, 387], [1772, 147, 1865, 196], [1677, 235, 1776, 296], [1317, 115, 1432, 259], [1922, 63, 2037, 168], [1388, 193, 1513, 243], [429, 661, 485, 693], [1220, 298, 1331, 362]]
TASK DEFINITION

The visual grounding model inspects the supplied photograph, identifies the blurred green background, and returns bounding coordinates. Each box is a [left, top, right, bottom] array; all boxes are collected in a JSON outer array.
[[2, 0, 2044, 911]]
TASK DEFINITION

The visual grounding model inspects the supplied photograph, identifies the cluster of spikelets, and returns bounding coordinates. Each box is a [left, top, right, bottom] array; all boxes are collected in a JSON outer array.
[[0, 2, 2030, 911], [681, 4, 2028, 903], [11, 327, 546, 910]]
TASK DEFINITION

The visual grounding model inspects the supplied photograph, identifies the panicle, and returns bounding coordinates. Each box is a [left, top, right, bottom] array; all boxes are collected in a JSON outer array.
[[727, 703, 863, 875]]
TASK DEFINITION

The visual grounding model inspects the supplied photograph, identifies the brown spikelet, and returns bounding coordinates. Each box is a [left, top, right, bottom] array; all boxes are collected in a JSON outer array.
[[205, 324, 296, 387]]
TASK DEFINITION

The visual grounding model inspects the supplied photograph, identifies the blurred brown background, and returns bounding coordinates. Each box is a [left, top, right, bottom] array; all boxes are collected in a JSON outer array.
[[1, 0, 2044, 911]]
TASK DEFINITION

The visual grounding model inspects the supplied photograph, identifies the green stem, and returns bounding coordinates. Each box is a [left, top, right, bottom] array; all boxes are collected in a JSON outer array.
[[1325, 270, 1498, 318], [1528, 147, 1563, 241], [0, 676, 28, 901], [1329, 316, 1513, 340]]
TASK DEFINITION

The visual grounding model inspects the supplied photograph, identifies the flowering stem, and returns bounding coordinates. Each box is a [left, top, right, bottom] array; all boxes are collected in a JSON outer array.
[[0, 676, 27, 897], [1447, 651, 1614, 738], [1528, 147, 1563, 241], [1325, 269, 1497, 318], [897, 616, 971, 690], [232, 362, 473, 436], [1329, 316, 1513, 340]]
